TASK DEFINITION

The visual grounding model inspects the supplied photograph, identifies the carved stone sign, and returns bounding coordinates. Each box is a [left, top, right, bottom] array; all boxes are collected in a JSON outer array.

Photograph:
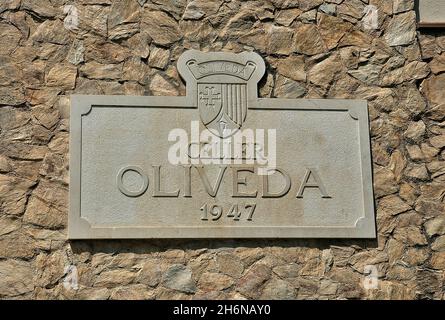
[[69, 50, 376, 239]]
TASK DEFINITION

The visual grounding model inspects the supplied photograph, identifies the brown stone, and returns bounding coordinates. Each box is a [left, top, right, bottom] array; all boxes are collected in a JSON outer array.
[[426, 104, 445, 121], [269, 55, 305, 82], [381, 61, 430, 86], [31, 19, 71, 45], [397, 84, 426, 117], [405, 164, 429, 181], [406, 145, 423, 161], [393, 226, 428, 246], [40, 153, 69, 185], [84, 41, 131, 64], [403, 61, 431, 80], [415, 199, 445, 218], [338, 0, 366, 20], [149, 73, 179, 96], [428, 161, 445, 180], [379, 195, 411, 215], [0, 216, 20, 236], [23, 196, 66, 229], [46, 64, 77, 90], [77, 5, 109, 37], [317, 14, 351, 50], [35, 251, 68, 287], [430, 135, 445, 149], [0, 260, 34, 298], [431, 236, 445, 251], [374, 167, 398, 198], [386, 264, 415, 281], [23, 180, 67, 229], [198, 272, 234, 291], [0, 0, 444, 300], [421, 74, 445, 107], [0, 174, 35, 215], [183, 0, 222, 20], [0, 23, 22, 56], [136, 259, 163, 287], [425, 216, 445, 237], [308, 53, 343, 88], [215, 253, 244, 278], [260, 278, 295, 300], [430, 252, 445, 269], [80, 62, 123, 80], [32, 105, 60, 130], [421, 143, 439, 161], [404, 121, 425, 141], [0, 232, 37, 259], [266, 26, 294, 55], [402, 247, 428, 266], [339, 30, 371, 48], [110, 285, 155, 300], [237, 28, 268, 53], [123, 57, 150, 84], [148, 47, 170, 69], [237, 264, 271, 299], [298, 0, 323, 11], [429, 53, 445, 74], [275, 8, 302, 26], [0, 85, 26, 106], [372, 143, 390, 166], [108, 0, 140, 39], [292, 24, 326, 56], [142, 10, 181, 46], [94, 270, 136, 288], [124, 32, 151, 59]]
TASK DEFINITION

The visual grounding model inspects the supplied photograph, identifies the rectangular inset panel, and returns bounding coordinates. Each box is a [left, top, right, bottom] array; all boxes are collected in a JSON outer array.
[[69, 95, 376, 239]]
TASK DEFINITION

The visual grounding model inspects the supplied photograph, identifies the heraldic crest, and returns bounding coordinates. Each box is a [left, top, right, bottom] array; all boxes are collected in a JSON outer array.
[[177, 50, 266, 138]]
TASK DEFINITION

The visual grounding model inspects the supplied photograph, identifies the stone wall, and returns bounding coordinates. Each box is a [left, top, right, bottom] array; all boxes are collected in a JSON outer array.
[[1, 0, 445, 300]]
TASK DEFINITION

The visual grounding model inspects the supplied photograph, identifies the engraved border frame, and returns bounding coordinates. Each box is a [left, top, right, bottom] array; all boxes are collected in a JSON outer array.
[[69, 51, 376, 239]]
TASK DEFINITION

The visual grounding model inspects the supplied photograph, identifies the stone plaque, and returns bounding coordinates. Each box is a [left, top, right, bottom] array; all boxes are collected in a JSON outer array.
[[69, 50, 376, 239], [416, 0, 445, 27]]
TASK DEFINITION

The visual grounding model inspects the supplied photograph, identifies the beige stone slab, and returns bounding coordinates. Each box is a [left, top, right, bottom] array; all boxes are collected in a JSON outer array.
[[69, 50, 376, 239]]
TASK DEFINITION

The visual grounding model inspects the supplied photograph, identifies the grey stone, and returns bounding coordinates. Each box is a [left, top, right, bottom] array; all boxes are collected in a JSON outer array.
[[348, 64, 383, 85], [162, 264, 196, 293], [142, 10, 181, 46], [67, 39, 85, 65], [384, 12, 416, 47]]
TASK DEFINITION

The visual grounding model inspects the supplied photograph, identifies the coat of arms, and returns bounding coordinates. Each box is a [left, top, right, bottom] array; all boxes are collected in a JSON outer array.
[[178, 50, 265, 138]]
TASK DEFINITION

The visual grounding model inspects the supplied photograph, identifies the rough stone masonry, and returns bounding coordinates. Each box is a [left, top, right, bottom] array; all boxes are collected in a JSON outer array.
[[0, 0, 445, 300]]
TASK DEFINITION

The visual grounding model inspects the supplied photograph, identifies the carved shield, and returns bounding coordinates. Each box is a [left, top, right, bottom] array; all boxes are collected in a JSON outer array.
[[198, 83, 247, 138]]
